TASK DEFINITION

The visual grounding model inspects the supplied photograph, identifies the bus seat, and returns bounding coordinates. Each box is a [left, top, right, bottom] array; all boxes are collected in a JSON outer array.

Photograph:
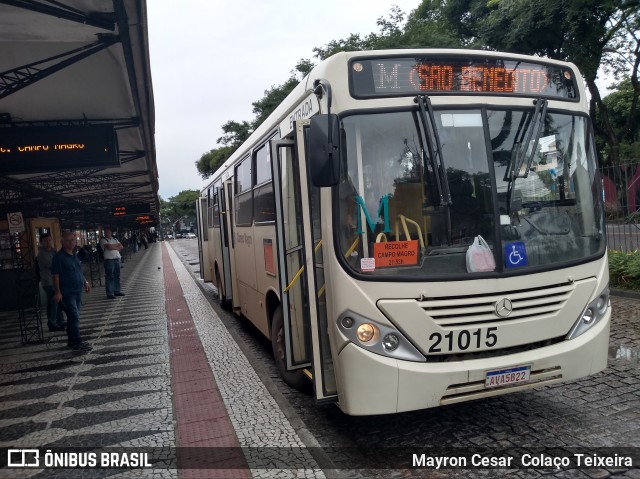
[[387, 182, 430, 242]]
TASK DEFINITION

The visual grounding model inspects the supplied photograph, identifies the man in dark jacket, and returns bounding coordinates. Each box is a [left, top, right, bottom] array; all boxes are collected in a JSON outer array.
[[52, 231, 92, 352]]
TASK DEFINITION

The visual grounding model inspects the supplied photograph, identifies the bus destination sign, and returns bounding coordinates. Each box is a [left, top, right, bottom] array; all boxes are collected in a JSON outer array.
[[349, 56, 578, 100], [0, 124, 119, 174]]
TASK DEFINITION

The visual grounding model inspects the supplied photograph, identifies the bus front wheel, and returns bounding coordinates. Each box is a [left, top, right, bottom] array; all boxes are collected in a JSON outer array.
[[271, 306, 307, 390]]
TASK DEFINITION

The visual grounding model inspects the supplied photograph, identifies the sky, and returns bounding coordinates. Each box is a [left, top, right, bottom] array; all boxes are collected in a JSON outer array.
[[147, 0, 422, 200]]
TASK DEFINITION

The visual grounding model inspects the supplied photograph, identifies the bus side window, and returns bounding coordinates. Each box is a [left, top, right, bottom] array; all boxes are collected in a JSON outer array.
[[235, 156, 253, 226], [254, 140, 277, 223]]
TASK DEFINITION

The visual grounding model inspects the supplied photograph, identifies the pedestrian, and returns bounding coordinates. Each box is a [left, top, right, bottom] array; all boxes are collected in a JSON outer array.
[[131, 233, 138, 253], [100, 227, 125, 299], [52, 231, 92, 352], [37, 232, 66, 332]]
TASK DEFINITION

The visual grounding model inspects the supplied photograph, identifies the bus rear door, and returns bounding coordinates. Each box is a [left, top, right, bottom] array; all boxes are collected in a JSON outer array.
[[197, 196, 211, 281], [216, 183, 233, 305]]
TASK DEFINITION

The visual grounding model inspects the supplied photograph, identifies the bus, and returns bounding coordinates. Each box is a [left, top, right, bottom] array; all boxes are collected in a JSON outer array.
[[197, 49, 610, 416]]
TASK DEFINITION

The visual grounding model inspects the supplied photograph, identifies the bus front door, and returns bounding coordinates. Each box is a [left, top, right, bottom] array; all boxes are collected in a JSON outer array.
[[272, 122, 337, 403]]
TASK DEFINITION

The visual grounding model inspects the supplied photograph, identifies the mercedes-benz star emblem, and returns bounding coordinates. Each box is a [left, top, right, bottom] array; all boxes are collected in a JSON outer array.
[[495, 298, 513, 318]]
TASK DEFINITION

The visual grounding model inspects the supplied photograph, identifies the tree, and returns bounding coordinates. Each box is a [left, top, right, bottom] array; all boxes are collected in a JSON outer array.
[[217, 120, 253, 149], [599, 77, 640, 159], [400, 0, 468, 49], [251, 77, 299, 129], [195, 146, 234, 179], [251, 59, 315, 129], [442, 0, 640, 167], [160, 190, 199, 230], [195, 121, 252, 179]]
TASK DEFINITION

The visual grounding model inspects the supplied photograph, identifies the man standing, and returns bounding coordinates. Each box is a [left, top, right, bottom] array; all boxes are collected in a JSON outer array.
[[100, 227, 125, 299], [37, 232, 66, 332], [52, 231, 92, 352]]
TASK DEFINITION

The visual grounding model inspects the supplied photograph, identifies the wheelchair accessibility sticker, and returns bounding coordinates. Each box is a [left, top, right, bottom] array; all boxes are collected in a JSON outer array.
[[505, 242, 528, 268]]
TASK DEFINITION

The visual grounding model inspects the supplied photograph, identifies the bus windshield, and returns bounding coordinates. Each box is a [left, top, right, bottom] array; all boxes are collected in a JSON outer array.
[[337, 108, 605, 278]]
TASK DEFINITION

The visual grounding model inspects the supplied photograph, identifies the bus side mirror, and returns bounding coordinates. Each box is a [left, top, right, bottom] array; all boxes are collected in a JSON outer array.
[[309, 114, 341, 187]]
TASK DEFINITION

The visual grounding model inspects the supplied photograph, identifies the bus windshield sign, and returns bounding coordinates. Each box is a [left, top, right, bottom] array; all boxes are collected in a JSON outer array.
[[349, 56, 578, 100]]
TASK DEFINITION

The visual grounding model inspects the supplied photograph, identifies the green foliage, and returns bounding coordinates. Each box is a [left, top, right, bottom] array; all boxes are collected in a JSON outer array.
[[313, 33, 371, 61], [402, 0, 468, 48], [195, 146, 234, 180], [609, 250, 640, 290], [443, 0, 616, 77], [217, 120, 253, 149], [251, 59, 314, 129], [160, 190, 199, 226], [595, 76, 640, 161], [252, 77, 299, 129], [603, 78, 640, 143], [443, 0, 639, 168], [194, 121, 252, 179]]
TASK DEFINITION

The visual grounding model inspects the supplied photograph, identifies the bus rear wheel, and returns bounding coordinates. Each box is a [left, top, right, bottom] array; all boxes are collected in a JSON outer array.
[[271, 306, 307, 390]]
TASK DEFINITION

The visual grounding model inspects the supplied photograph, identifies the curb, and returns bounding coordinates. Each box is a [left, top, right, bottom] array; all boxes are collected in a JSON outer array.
[[610, 288, 640, 300]]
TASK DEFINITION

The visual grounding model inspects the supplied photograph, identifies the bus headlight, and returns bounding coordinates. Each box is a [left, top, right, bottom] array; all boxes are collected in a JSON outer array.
[[566, 286, 610, 340], [337, 311, 425, 362]]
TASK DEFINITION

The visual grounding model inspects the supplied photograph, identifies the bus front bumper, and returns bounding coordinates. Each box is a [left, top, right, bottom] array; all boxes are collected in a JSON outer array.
[[335, 311, 610, 416]]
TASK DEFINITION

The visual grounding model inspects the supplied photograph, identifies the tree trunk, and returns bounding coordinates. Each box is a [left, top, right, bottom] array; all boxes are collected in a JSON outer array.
[[586, 78, 620, 167]]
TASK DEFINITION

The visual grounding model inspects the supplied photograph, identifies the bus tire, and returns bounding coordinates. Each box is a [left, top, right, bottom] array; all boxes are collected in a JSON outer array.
[[215, 268, 231, 311], [271, 306, 307, 390]]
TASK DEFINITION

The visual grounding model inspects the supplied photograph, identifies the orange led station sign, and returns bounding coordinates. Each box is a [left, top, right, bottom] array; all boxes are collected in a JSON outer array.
[[111, 204, 151, 217], [0, 124, 119, 173], [136, 215, 156, 225]]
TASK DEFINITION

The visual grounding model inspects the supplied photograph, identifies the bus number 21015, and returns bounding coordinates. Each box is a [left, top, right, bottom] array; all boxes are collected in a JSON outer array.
[[428, 327, 498, 353]]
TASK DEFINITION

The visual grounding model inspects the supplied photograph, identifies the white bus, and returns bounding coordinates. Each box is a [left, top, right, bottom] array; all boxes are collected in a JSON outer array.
[[197, 49, 610, 416]]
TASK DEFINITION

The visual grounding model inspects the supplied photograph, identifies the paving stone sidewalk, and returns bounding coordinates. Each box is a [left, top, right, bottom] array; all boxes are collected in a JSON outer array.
[[0, 242, 324, 479]]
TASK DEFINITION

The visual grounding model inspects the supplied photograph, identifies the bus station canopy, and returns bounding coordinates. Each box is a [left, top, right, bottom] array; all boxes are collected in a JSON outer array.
[[0, 0, 158, 229]]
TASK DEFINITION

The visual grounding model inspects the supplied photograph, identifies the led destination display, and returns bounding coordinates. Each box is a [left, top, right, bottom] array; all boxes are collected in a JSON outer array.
[[350, 56, 578, 100], [111, 204, 151, 216], [0, 124, 119, 173]]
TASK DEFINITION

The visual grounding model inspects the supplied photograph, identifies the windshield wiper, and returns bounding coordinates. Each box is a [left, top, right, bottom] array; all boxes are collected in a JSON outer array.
[[507, 97, 548, 213], [415, 95, 452, 207]]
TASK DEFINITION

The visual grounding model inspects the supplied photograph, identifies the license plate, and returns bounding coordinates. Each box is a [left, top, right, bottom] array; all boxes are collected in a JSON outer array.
[[485, 365, 531, 388]]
